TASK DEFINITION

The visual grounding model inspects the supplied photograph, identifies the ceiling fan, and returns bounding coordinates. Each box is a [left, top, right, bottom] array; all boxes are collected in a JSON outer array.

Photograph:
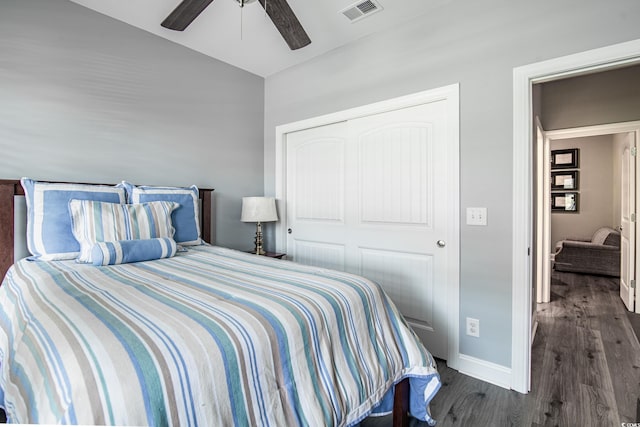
[[161, 0, 311, 50]]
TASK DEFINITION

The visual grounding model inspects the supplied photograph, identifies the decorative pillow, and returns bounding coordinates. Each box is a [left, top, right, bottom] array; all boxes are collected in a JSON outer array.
[[123, 182, 202, 245], [91, 237, 177, 266], [69, 199, 179, 263], [21, 178, 126, 260]]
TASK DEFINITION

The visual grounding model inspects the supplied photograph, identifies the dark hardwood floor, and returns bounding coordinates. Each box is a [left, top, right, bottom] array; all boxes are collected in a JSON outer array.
[[361, 271, 640, 426]]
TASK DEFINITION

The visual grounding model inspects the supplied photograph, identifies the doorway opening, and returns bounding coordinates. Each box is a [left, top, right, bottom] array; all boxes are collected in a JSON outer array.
[[534, 122, 640, 307], [512, 39, 640, 394]]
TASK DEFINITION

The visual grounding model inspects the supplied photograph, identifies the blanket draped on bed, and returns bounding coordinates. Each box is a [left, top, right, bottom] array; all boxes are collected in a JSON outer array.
[[0, 246, 440, 426]]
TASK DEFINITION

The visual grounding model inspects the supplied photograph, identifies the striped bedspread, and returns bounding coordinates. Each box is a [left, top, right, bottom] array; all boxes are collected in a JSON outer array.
[[0, 246, 440, 426]]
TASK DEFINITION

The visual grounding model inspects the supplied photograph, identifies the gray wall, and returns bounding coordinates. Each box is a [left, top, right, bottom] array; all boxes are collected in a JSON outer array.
[[550, 136, 614, 247], [264, 0, 640, 366], [0, 0, 265, 250], [540, 64, 640, 131]]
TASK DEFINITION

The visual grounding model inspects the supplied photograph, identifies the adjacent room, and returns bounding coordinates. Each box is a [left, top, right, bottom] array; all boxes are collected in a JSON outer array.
[[528, 64, 640, 426], [1, 0, 640, 425]]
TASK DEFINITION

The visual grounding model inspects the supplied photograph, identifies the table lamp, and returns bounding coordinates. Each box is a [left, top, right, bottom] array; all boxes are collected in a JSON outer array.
[[241, 197, 278, 255]]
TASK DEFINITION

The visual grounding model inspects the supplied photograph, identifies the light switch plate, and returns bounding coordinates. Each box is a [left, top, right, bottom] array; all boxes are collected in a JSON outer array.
[[466, 207, 487, 226]]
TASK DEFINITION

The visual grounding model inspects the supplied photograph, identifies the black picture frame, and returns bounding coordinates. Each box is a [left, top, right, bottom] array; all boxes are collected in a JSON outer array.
[[551, 170, 579, 190], [551, 192, 579, 213], [551, 148, 579, 169]]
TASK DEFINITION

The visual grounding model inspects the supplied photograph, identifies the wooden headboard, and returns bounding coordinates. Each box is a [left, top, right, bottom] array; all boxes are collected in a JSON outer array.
[[0, 179, 214, 280]]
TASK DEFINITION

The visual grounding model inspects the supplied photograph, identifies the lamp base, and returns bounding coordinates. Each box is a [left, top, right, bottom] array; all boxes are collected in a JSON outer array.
[[253, 222, 265, 255]]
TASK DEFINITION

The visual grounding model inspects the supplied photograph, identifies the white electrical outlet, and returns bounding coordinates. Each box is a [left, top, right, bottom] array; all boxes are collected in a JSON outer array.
[[466, 207, 487, 226], [466, 317, 480, 337]]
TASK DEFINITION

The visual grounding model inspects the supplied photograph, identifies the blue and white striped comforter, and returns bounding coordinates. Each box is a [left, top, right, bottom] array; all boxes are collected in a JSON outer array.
[[0, 246, 440, 426]]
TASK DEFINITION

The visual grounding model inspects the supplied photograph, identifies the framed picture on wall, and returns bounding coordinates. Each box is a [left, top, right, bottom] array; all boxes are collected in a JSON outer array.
[[551, 170, 579, 190], [551, 148, 579, 169], [551, 192, 579, 213]]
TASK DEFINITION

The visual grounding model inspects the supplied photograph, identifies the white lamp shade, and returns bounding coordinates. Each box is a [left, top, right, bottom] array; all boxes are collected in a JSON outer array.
[[241, 197, 278, 222]]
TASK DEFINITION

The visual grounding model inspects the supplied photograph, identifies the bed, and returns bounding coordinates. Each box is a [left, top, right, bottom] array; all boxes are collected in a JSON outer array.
[[0, 179, 441, 426]]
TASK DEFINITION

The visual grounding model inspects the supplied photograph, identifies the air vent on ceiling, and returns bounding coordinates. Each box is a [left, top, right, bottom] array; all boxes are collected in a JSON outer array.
[[340, 0, 383, 23]]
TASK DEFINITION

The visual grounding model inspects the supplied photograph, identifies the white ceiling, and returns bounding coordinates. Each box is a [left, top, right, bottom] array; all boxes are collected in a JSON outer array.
[[69, 0, 451, 77]]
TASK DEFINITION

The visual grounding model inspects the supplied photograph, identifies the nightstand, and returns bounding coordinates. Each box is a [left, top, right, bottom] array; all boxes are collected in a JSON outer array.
[[246, 251, 286, 259]]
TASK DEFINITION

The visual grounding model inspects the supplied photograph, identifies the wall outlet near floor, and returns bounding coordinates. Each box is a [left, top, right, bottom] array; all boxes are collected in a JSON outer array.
[[466, 317, 480, 337]]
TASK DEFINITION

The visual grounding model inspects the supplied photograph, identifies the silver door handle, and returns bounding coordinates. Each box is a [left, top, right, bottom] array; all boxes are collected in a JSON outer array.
[[437, 240, 446, 248]]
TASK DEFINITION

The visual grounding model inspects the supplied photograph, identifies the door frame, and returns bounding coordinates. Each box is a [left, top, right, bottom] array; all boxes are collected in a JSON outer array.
[[274, 84, 461, 367], [512, 39, 640, 393]]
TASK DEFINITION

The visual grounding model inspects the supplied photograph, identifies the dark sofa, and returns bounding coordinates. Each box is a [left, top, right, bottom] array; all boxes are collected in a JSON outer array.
[[553, 227, 621, 277]]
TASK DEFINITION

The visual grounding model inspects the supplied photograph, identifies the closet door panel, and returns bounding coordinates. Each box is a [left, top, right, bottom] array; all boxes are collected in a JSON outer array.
[[286, 122, 348, 271], [284, 99, 452, 359], [347, 102, 448, 358]]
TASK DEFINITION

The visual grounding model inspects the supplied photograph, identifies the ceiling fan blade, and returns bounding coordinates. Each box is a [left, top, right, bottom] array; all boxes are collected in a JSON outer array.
[[258, 0, 311, 50], [161, 0, 215, 31]]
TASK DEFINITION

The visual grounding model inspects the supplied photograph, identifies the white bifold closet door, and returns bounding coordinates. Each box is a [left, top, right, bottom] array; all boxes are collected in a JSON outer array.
[[285, 101, 450, 359]]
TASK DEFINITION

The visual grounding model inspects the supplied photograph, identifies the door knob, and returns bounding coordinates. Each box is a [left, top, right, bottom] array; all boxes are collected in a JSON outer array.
[[437, 240, 446, 248], [288, 228, 293, 234]]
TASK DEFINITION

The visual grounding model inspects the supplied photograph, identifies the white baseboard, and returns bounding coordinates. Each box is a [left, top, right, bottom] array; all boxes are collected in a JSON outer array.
[[456, 353, 512, 390]]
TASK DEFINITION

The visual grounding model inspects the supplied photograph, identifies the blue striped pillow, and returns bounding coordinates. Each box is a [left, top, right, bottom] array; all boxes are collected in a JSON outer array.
[[69, 199, 179, 263], [21, 178, 126, 260], [91, 238, 177, 266], [123, 182, 202, 246]]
